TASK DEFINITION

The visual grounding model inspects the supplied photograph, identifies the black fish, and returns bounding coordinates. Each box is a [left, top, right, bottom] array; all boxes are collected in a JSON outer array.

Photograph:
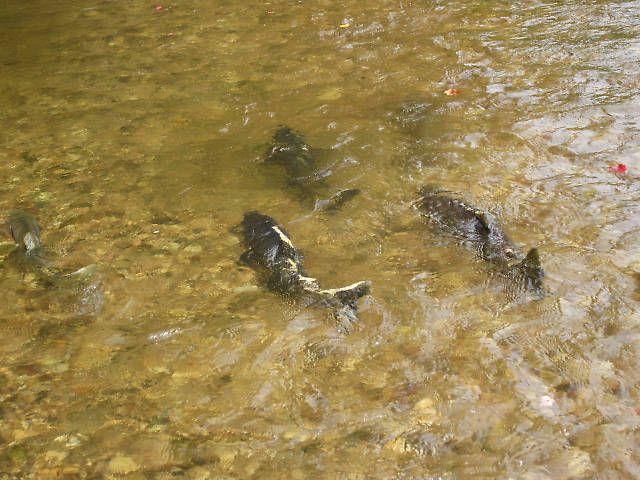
[[265, 126, 319, 182], [264, 126, 360, 211], [416, 186, 544, 293], [238, 210, 371, 327]]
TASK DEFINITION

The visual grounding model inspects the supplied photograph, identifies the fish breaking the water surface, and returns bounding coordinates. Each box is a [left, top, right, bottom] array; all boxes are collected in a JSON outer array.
[[416, 186, 544, 293], [238, 210, 371, 328]]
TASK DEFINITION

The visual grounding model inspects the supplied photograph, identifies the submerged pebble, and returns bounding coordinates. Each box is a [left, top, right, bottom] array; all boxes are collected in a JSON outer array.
[[107, 454, 139, 474], [410, 397, 440, 426]]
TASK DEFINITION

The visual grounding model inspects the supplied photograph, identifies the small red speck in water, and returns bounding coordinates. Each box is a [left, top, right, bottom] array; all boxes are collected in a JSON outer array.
[[608, 163, 627, 172], [155, 6, 164, 10], [444, 88, 460, 96], [266, 10, 274, 13], [168, 32, 175, 36]]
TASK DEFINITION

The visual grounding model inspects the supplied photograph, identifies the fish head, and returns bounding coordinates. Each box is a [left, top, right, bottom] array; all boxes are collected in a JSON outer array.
[[483, 236, 519, 264], [477, 213, 519, 264], [239, 211, 273, 241], [273, 125, 307, 146]]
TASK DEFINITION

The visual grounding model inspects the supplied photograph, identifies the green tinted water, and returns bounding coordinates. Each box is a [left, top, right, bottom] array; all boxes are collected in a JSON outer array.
[[1, 0, 640, 478]]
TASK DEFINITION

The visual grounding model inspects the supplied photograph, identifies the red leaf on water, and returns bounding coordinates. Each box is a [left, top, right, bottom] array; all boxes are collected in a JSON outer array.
[[444, 88, 460, 96], [155, 5, 164, 10], [608, 163, 627, 172]]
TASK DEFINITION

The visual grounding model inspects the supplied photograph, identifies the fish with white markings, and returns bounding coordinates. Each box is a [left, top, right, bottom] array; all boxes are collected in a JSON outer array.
[[238, 210, 371, 329]]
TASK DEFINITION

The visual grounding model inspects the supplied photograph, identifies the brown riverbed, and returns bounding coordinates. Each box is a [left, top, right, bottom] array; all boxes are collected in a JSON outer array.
[[1, 0, 640, 478]]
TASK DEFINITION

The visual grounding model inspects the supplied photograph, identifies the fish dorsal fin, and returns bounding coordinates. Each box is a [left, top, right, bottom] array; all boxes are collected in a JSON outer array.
[[516, 248, 545, 293], [522, 247, 541, 268], [474, 210, 494, 234]]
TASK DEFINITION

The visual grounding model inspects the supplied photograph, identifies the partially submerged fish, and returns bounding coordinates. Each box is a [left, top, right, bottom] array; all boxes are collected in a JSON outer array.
[[416, 186, 544, 293], [238, 210, 371, 328], [264, 125, 360, 212], [6, 209, 98, 288], [265, 125, 319, 182], [313, 188, 361, 212], [9, 209, 41, 253]]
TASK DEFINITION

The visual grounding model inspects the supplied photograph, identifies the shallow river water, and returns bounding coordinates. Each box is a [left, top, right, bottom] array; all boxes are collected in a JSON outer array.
[[1, 0, 640, 478]]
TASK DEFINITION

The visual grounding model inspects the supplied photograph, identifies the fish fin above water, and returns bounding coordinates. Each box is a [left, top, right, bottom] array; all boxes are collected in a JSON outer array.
[[512, 248, 545, 293], [475, 210, 520, 263], [521, 248, 542, 270], [474, 210, 510, 243], [474, 211, 492, 231]]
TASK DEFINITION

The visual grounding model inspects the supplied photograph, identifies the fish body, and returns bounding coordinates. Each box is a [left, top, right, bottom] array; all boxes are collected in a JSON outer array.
[[239, 210, 316, 294], [264, 126, 360, 211], [238, 211, 371, 326], [6, 210, 97, 288], [416, 186, 544, 292], [265, 126, 319, 182], [7, 209, 54, 281], [314, 188, 361, 212], [9, 209, 41, 253]]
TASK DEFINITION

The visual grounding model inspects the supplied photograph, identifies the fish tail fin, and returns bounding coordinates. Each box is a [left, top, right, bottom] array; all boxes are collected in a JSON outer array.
[[318, 280, 371, 334], [514, 248, 545, 291]]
